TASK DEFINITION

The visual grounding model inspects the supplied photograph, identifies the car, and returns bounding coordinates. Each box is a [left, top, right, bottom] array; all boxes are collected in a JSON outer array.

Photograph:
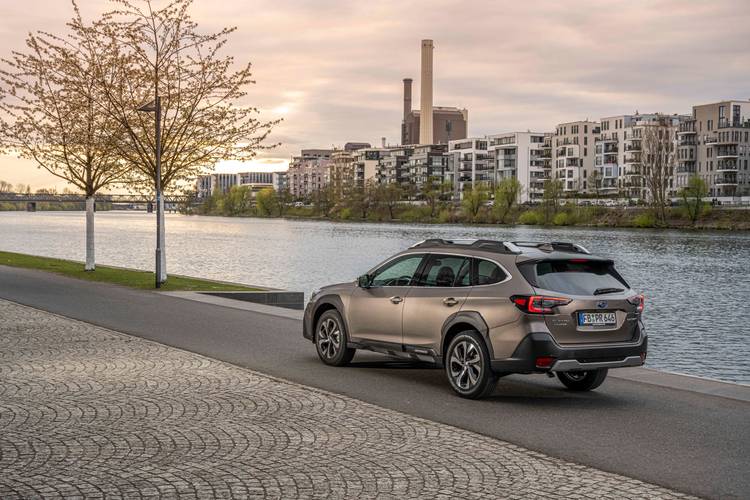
[[303, 239, 647, 399]]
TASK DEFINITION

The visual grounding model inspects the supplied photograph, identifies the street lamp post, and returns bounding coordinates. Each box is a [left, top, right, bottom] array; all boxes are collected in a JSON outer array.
[[138, 96, 163, 289]]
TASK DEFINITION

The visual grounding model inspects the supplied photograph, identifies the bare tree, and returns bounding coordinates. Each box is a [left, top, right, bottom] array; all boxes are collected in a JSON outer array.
[[73, 0, 279, 283], [641, 117, 675, 225], [0, 17, 126, 270]]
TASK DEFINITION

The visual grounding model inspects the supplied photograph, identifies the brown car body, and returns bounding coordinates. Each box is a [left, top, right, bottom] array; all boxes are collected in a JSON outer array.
[[303, 239, 647, 398]]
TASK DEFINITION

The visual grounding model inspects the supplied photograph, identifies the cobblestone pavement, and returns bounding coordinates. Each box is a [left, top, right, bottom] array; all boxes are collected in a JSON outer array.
[[0, 300, 695, 499]]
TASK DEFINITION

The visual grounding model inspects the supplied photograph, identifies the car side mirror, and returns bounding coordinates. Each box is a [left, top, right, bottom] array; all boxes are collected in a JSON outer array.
[[357, 274, 372, 288]]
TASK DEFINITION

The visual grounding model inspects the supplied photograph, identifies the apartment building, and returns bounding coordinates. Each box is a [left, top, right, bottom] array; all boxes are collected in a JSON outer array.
[[405, 144, 448, 190], [377, 147, 414, 185], [488, 132, 550, 203], [596, 114, 688, 199], [446, 138, 493, 194], [675, 100, 750, 198], [352, 148, 386, 186], [287, 149, 333, 199], [552, 120, 600, 193]]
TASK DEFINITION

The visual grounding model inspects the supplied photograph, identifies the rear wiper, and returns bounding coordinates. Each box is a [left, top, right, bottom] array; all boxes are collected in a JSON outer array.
[[593, 287, 624, 295]]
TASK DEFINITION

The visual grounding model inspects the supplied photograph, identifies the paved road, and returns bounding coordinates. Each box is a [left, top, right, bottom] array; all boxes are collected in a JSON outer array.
[[1, 299, 693, 499], [1, 266, 748, 499]]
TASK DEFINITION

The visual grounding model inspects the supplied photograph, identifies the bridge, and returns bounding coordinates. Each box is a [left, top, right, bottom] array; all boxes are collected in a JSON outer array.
[[0, 192, 194, 212]]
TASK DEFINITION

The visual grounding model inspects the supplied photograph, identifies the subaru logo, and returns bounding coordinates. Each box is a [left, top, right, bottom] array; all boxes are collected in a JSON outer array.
[[597, 300, 608, 309]]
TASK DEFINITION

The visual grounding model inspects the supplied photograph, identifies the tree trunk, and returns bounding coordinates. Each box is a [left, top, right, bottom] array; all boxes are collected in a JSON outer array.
[[158, 198, 167, 283], [85, 196, 95, 271]]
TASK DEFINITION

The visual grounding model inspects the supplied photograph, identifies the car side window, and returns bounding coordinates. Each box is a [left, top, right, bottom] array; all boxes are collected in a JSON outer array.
[[475, 259, 508, 285], [370, 254, 424, 287], [415, 254, 470, 287]]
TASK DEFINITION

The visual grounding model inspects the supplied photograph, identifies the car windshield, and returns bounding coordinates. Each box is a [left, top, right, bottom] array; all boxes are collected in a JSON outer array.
[[520, 259, 629, 296]]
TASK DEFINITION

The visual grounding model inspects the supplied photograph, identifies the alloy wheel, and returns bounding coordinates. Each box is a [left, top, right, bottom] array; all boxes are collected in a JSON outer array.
[[449, 340, 482, 390], [317, 317, 341, 359]]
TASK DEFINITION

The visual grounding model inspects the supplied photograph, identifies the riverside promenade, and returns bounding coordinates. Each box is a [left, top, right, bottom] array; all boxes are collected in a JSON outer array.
[[1, 265, 748, 499]]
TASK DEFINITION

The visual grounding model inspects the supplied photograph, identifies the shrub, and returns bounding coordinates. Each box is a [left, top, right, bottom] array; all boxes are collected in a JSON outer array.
[[338, 207, 353, 220], [437, 208, 455, 224], [631, 212, 656, 228], [553, 212, 571, 226], [399, 205, 432, 222], [518, 210, 543, 225]]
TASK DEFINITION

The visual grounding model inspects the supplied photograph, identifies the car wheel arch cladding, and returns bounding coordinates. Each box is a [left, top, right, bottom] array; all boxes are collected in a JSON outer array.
[[313, 295, 354, 341], [441, 311, 494, 360]]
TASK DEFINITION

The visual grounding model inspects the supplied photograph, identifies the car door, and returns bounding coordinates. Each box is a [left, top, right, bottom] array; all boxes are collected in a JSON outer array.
[[402, 254, 472, 352], [347, 253, 426, 346]]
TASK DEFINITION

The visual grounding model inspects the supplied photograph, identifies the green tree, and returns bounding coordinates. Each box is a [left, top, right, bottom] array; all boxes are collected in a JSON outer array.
[[542, 179, 563, 223], [222, 186, 253, 216], [461, 183, 489, 222], [421, 176, 444, 217], [378, 183, 403, 220], [493, 177, 522, 223], [680, 176, 708, 226], [255, 187, 278, 216], [276, 188, 292, 216]]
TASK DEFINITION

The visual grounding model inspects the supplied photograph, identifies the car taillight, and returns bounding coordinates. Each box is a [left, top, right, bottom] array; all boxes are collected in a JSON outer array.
[[511, 295, 571, 314], [628, 293, 645, 313]]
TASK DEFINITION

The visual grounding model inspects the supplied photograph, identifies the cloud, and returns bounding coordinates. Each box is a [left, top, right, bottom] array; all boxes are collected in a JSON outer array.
[[1, 0, 748, 187]]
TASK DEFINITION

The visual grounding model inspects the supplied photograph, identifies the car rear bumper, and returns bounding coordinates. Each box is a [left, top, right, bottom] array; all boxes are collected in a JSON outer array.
[[490, 329, 647, 374]]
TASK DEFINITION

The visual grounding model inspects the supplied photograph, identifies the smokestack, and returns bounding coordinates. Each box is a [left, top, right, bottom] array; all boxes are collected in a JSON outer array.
[[403, 78, 412, 121], [419, 39, 434, 145], [381, 137, 386, 148]]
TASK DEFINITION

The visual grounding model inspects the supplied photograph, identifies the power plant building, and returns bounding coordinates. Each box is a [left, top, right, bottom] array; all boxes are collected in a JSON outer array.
[[401, 40, 468, 146]]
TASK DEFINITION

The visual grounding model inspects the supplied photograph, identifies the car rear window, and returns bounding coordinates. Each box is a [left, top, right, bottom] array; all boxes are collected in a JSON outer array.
[[519, 259, 629, 295]]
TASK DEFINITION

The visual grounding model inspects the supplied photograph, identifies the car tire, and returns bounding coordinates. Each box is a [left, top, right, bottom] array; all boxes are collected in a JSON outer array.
[[445, 330, 497, 399], [556, 369, 608, 391], [315, 309, 355, 366]]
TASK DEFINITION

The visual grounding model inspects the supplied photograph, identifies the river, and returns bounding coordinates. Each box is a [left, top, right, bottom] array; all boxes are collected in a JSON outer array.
[[1, 211, 749, 385]]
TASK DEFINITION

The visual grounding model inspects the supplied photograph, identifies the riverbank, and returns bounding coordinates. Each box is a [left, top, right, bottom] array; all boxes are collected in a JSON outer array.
[[0, 251, 258, 291], [193, 202, 750, 231]]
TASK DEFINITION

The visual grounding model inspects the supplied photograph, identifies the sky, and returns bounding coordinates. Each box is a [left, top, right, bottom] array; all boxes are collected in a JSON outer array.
[[1, 0, 749, 190]]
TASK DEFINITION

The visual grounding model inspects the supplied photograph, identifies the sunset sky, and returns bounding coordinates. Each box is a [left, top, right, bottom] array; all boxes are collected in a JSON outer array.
[[1, 0, 748, 190]]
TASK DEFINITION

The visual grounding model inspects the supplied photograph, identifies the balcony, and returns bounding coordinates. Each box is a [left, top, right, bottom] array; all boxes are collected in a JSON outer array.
[[716, 160, 738, 172], [624, 154, 641, 164], [705, 136, 718, 144], [716, 146, 738, 158], [675, 162, 695, 174], [624, 167, 642, 176], [715, 174, 737, 186], [597, 136, 618, 144], [678, 138, 697, 146], [718, 119, 750, 129]]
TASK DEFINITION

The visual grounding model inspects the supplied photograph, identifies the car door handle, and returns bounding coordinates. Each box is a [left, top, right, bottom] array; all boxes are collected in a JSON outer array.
[[443, 297, 458, 307], [389, 296, 403, 304]]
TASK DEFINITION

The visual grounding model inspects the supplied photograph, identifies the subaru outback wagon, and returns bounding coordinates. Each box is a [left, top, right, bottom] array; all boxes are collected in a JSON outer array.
[[303, 239, 646, 399]]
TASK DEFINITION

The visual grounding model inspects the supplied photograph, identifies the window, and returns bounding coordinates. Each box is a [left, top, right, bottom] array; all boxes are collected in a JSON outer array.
[[370, 254, 424, 287], [415, 254, 470, 287], [475, 259, 508, 285], [519, 259, 628, 295]]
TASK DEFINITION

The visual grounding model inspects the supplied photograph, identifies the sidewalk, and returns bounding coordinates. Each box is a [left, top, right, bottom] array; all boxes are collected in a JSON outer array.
[[0, 299, 694, 499]]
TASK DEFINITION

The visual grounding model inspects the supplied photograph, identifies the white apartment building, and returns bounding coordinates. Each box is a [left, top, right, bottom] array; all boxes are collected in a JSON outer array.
[[446, 137, 493, 195], [675, 100, 750, 198], [488, 132, 550, 203], [552, 120, 600, 193]]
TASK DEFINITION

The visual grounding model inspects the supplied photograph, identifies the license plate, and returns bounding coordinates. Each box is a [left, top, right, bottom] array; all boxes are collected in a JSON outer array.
[[578, 312, 616, 326]]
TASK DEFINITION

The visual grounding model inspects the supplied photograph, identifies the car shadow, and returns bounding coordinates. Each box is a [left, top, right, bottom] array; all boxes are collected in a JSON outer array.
[[343, 356, 629, 409]]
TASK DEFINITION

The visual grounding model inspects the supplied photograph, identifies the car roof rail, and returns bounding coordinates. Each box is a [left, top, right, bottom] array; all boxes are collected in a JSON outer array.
[[511, 241, 591, 255], [410, 238, 519, 254]]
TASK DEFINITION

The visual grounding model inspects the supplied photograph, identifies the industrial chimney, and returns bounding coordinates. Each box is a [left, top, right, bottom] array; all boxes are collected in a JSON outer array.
[[403, 78, 412, 122], [419, 39, 434, 145]]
